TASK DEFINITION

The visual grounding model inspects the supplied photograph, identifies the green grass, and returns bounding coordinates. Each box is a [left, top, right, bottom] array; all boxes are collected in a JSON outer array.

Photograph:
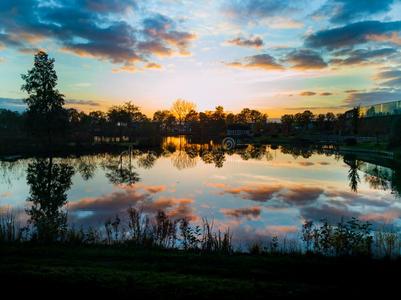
[[1, 244, 400, 297]]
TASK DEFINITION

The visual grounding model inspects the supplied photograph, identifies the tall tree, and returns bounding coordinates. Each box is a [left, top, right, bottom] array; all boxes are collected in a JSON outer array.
[[171, 99, 196, 124], [21, 51, 67, 143]]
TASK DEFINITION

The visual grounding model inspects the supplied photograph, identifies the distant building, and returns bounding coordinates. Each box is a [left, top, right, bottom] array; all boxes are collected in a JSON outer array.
[[227, 124, 251, 137], [360, 100, 401, 118]]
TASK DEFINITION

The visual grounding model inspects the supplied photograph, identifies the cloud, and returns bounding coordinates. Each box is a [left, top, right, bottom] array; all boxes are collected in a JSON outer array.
[[0, 1, 195, 70], [286, 49, 327, 70], [0, 98, 105, 112], [145, 62, 162, 69], [221, 206, 262, 220], [65, 99, 100, 107], [305, 21, 401, 50], [226, 54, 283, 70], [367, 32, 401, 45], [0, 98, 26, 112], [141, 14, 196, 56], [375, 70, 401, 80], [300, 91, 316, 96], [320, 92, 332, 96], [316, 0, 396, 24], [226, 36, 263, 48], [223, 0, 300, 22], [330, 48, 398, 66], [345, 89, 401, 106]]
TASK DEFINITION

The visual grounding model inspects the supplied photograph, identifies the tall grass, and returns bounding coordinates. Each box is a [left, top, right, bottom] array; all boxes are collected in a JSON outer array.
[[3, 207, 401, 259], [0, 209, 28, 243]]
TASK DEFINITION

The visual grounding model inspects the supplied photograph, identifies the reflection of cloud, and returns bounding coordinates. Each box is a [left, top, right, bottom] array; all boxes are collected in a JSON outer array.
[[300, 203, 358, 223], [68, 188, 196, 224], [263, 225, 298, 235], [221, 206, 261, 220], [142, 185, 166, 194], [212, 183, 324, 205], [69, 189, 150, 213], [298, 161, 315, 166], [299, 91, 316, 96], [360, 210, 401, 222], [0, 192, 12, 198]]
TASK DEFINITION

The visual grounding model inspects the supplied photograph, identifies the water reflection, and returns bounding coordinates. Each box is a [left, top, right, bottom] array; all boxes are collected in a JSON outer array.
[[1, 137, 401, 244], [26, 157, 74, 241], [102, 148, 140, 186]]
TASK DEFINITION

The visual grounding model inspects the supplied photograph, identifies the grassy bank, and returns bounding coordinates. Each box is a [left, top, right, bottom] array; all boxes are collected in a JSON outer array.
[[1, 243, 401, 298]]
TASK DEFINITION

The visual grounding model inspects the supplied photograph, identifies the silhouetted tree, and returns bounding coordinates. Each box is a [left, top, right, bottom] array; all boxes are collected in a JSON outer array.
[[153, 110, 176, 132], [281, 114, 294, 134], [21, 51, 68, 144], [351, 106, 360, 135]]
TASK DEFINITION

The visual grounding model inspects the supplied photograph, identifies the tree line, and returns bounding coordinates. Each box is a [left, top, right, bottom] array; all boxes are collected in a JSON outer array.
[[3, 50, 398, 149]]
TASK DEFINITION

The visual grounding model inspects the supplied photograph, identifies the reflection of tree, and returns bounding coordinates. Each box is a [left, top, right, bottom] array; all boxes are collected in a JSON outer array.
[[0, 159, 27, 187], [280, 145, 313, 159], [137, 151, 158, 169], [238, 145, 267, 161], [104, 149, 140, 185], [363, 164, 390, 191], [76, 156, 96, 180], [185, 145, 199, 159], [200, 149, 226, 168], [172, 150, 197, 170], [344, 156, 361, 192], [26, 158, 74, 242], [392, 169, 401, 197]]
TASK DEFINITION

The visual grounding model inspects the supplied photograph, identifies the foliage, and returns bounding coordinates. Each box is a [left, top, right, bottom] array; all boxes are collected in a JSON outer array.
[[171, 99, 197, 124], [21, 51, 68, 141], [301, 218, 372, 256]]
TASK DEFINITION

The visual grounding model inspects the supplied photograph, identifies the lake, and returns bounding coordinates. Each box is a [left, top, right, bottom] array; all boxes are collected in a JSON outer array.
[[1, 136, 400, 246]]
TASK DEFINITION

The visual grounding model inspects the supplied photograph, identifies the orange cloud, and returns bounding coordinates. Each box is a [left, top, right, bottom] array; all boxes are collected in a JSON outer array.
[[367, 32, 401, 45], [145, 62, 162, 69], [143, 185, 167, 194], [299, 91, 316, 96]]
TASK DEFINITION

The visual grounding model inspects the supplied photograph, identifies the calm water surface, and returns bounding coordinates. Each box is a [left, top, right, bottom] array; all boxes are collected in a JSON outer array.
[[1, 136, 400, 244]]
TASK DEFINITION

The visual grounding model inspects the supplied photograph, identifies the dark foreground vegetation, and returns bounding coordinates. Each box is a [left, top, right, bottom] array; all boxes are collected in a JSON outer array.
[[2, 243, 401, 298]]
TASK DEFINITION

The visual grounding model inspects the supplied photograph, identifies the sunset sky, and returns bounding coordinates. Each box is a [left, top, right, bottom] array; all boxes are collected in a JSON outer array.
[[1, 0, 401, 118]]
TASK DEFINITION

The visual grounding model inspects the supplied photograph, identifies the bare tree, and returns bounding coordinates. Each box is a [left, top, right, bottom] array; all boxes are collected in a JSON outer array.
[[171, 99, 196, 124]]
